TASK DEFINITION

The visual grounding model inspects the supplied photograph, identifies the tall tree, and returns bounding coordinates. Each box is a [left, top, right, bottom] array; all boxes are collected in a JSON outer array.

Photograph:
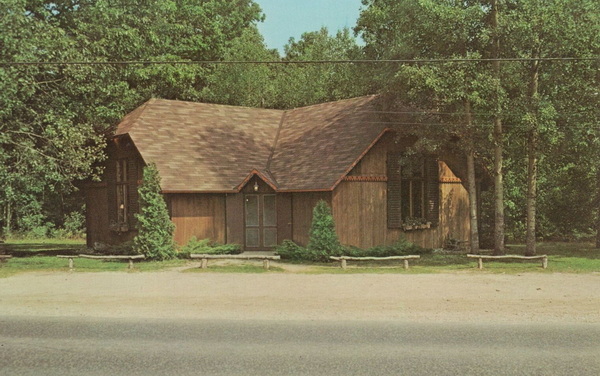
[[490, 0, 506, 255], [0, 0, 265, 234], [356, 0, 499, 252], [501, 0, 599, 254], [275, 27, 368, 108]]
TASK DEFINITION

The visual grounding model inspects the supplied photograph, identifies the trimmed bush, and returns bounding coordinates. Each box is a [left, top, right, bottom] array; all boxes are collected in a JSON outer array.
[[306, 200, 343, 261], [133, 163, 177, 260], [178, 237, 242, 258], [275, 240, 310, 261]]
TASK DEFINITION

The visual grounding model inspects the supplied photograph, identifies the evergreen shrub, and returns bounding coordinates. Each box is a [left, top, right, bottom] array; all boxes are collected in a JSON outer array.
[[133, 163, 177, 260], [179, 237, 242, 258]]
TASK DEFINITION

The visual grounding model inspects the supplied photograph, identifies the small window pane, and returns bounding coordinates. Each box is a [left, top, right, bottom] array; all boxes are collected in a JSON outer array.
[[413, 182, 423, 218], [245, 195, 259, 226], [116, 160, 128, 183], [264, 228, 277, 247], [246, 228, 259, 247], [263, 195, 276, 227], [117, 185, 128, 223]]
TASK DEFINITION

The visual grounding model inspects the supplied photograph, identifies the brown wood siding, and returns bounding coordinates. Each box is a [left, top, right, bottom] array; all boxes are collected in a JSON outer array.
[[86, 135, 143, 246], [333, 181, 387, 248], [85, 185, 110, 247], [332, 131, 471, 249], [170, 194, 226, 245], [226, 193, 244, 245], [277, 193, 293, 243], [291, 192, 332, 246]]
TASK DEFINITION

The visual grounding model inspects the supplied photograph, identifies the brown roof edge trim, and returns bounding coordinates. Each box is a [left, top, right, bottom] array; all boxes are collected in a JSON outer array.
[[114, 99, 153, 136], [329, 128, 393, 191], [277, 189, 333, 193], [266, 111, 287, 172], [235, 169, 279, 192]]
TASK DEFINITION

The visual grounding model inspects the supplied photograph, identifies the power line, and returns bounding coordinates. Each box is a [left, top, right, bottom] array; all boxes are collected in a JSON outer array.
[[1, 57, 599, 67]]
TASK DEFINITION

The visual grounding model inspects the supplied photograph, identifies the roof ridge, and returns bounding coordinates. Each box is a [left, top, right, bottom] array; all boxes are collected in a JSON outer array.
[[265, 110, 287, 174], [286, 94, 378, 111], [146, 98, 285, 113]]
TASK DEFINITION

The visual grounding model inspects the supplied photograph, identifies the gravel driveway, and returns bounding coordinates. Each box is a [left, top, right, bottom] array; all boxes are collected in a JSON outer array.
[[1, 269, 599, 323]]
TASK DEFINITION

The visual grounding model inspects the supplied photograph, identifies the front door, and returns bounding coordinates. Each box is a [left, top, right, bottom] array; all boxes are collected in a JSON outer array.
[[244, 194, 277, 250]]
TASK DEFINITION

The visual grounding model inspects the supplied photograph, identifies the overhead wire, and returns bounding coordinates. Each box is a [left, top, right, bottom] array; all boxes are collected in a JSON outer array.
[[1, 56, 599, 66]]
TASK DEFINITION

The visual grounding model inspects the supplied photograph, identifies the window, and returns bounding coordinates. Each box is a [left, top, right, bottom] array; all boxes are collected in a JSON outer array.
[[387, 153, 439, 229], [400, 159, 425, 221], [116, 159, 128, 226]]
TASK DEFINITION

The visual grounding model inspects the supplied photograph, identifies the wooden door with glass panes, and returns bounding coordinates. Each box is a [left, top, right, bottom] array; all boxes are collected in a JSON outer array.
[[244, 194, 277, 250]]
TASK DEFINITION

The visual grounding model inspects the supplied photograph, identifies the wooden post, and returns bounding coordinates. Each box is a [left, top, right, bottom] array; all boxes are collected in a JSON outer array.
[[403, 259, 409, 270], [128, 258, 134, 269], [263, 259, 270, 270], [69, 257, 74, 271], [478, 257, 483, 269], [341, 259, 347, 269], [542, 256, 548, 269], [201, 258, 208, 269]]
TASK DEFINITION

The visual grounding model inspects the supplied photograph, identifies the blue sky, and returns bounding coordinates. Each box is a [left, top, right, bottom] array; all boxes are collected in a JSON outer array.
[[255, 0, 364, 53]]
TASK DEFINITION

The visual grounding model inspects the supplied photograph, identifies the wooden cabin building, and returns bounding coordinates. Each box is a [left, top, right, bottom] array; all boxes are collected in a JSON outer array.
[[85, 96, 473, 251]]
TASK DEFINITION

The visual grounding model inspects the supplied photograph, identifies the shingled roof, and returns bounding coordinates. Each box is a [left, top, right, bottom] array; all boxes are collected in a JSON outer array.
[[114, 95, 387, 192]]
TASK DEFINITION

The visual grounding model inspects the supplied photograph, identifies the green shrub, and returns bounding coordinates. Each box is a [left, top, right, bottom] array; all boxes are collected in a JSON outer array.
[[133, 163, 177, 260], [357, 238, 429, 257], [275, 240, 310, 261], [107, 241, 136, 255], [306, 200, 343, 261], [63, 210, 86, 238], [179, 236, 242, 258]]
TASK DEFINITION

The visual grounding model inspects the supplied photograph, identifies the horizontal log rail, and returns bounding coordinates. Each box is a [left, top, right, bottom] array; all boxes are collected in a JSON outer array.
[[0, 254, 12, 266], [57, 254, 145, 270], [330, 255, 421, 270], [467, 254, 548, 269], [189, 254, 281, 270]]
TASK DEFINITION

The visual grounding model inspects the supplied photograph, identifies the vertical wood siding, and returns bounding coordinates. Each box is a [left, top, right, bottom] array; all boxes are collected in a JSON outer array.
[[332, 132, 471, 249], [170, 194, 226, 245], [85, 185, 110, 247]]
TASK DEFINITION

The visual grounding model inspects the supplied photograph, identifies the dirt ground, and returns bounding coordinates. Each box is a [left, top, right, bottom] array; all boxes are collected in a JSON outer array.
[[1, 265, 599, 323]]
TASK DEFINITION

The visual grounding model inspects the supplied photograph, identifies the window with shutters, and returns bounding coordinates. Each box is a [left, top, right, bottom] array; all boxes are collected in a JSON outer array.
[[387, 153, 439, 229], [400, 159, 425, 221]]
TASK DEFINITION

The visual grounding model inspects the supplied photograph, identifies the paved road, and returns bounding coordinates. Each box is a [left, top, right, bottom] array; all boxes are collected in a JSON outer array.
[[1, 316, 599, 375]]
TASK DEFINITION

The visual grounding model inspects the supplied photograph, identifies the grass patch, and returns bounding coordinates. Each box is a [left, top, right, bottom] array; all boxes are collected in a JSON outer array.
[[284, 242, 600, 274], [1, 240, 598, 275], [0, 256, 187, 278], [1, 238, 86, 256]]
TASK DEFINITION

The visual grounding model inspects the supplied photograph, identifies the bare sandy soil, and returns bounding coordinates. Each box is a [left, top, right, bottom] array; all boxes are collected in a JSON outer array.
[[1, 266, 599, 323]]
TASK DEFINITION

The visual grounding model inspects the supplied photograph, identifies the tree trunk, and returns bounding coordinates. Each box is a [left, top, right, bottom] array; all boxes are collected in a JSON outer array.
[[465, 100, 480, 253], [526, 128, 538, 255], [596, 167, 600, 249], [491, 0, 505, 255], [467, 150, 480, 253], [525, 51, 540, 256]]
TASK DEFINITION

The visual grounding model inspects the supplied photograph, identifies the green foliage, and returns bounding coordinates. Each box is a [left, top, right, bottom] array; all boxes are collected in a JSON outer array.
[[275, 240, 311, 261], [346, 239, 429, 258], [61, 210, 86, 239], [306, 200, 343, 261], [0, 0, 263, 235], [107, 241, 136, 256], [133, 164, 176, 260], [179, 237, 242, 258]]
